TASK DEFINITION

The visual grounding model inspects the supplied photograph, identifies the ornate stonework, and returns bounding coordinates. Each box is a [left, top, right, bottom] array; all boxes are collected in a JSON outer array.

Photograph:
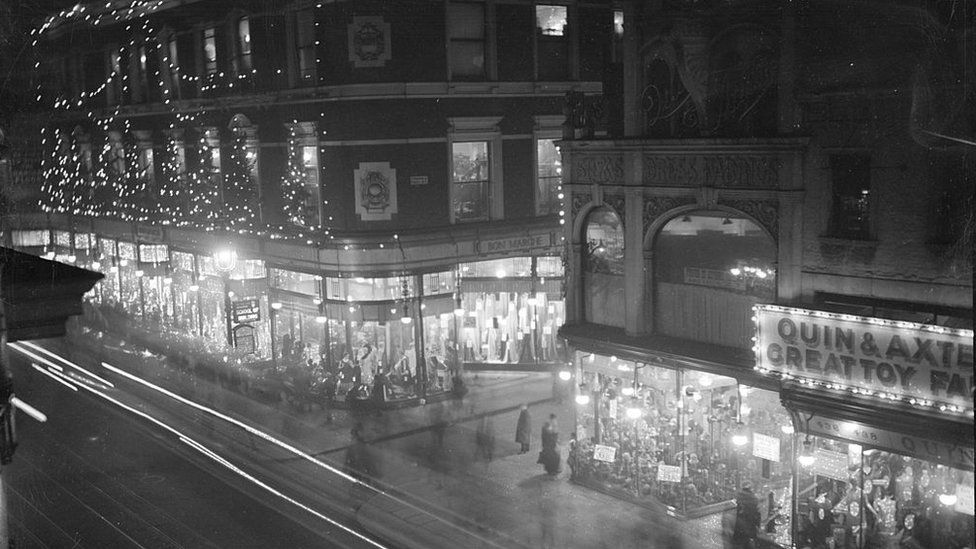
[[720, 198, 779, 241], [571, 192, 590, 220], [642, 154, 780, 188], [572, 155, 624, 185], [642, 196, 696, 233], [604, 193, 626, 226]]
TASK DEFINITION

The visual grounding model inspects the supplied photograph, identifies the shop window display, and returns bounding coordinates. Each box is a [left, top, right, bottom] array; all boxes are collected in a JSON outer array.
[[571, 354, 794, 539], [455, 292, 563, 364], [796, 438, 974, 549]]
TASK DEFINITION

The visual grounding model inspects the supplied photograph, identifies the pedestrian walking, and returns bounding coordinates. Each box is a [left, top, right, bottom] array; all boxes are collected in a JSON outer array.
[[731, 481, 761, 549], [538, 413, 561, 476], [345, 424, 379, 487], [515, 404, 532, 454], [475, 414, 495, 470]]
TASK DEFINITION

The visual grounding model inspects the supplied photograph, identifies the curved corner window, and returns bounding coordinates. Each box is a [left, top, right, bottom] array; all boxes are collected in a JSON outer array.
[[654, 211, 775, 348], [582, 208, 625, 327]]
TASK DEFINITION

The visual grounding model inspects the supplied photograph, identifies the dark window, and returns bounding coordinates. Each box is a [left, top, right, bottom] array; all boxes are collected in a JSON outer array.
[[296, 11, 316, 86], [237, 17, 252, 74], [203, 27, 218, 77], [448, 3, 485, 80], [829, 155, 871, 239], [167, 36, 181, 99]]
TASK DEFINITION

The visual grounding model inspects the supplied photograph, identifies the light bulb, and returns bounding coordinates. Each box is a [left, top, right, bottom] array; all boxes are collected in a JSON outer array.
[[575, 394, 590, 406], [270, 302, 283, 310], [798, 438, 816, 467], [400, 315, 412, 324], [558, 370, 571, 381], [625, 406, 642, 420], [938, 493, 958, 506]]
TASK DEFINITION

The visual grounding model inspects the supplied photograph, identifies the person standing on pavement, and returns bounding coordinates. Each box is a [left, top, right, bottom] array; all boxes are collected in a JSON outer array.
[[475, 414, 495, 470], [515, 404, 532, 454], [732, 481, 761, 549], [538, 414, 561, 476]]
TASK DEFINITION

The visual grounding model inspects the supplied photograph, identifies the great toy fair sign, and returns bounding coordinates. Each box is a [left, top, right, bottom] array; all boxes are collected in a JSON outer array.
[[754, 305, 973, 408]]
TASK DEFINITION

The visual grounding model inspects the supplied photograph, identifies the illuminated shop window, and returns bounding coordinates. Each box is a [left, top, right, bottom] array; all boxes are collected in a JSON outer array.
[[583, 207, 624, 327]]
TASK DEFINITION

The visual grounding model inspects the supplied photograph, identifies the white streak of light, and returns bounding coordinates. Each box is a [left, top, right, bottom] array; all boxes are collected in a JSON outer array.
[[29, 362, 78, 391], [82, 385, 388, 549], [98, 361, 363, 485], [178, 436, 391, 549], [97, 359, 507, 549], [21, 341, 116, 388], [10, 396, 48, 422]]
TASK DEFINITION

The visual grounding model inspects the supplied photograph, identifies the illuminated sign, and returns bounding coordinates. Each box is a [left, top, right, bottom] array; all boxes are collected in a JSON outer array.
[[755, 305, 973, 409]]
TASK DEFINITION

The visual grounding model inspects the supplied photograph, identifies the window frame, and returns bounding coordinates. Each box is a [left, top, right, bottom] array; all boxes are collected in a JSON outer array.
[[447, 1, 488, 81], [535, 3, 572, 81], [448, 116, 503, 224], [533, 115, 565, 216], [294, 9, 317, 87], [202, 26, 218, 80], [828, 154, 873, 240], [236, 16, 252, 76]]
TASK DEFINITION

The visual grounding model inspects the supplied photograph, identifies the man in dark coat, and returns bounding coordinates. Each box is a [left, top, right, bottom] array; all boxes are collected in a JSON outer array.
[[732, 482, 761, 549], [539, 414, 561, 476], [515, 404, 531, 453]]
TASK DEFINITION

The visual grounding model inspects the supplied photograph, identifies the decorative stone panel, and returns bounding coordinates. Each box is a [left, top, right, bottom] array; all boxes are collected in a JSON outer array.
[[642, 154, 780, 189], [642, 196, 696, 234], [603, 193, 626, 226], [572, 155, 624, 185], [720, 198, 779, 241], [571, 192, 590, 220]]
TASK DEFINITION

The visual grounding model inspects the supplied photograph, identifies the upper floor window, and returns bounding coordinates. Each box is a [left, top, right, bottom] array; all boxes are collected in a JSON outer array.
[[236, 17, 252, 74], [166, 35, 181, 99], [136, 45, 150, 102], [582, 207, 624, 327], [612, 9, 624, 62], [829, 155, 871, 239], [536, 5, 569, 80], [301, 145, 321, 224], [107, 48, 123, 105], [536, 138, 562, 215], [449, 116, 502, 223], [448, 2, 486, 80], [138, 144, 155, 187], [452, 141, 490, 222], [296, 11, 316, 86], [203, 26, 218, 78]]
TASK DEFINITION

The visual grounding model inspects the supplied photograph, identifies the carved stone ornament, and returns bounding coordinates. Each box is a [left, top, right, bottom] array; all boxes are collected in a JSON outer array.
[[643, 154, 780, 188], [571, 192, 590, 220], [572, 155, 624, 185], [354, 162, 398, 221], [720, 199, 779, 241], [348, 17, 392, 68], [643, 196, 696, 233], [604, 193, 626, 227]]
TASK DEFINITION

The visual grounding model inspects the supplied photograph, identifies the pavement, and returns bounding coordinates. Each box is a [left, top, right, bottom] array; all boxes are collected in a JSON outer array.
[[56, 324, 716, 549]]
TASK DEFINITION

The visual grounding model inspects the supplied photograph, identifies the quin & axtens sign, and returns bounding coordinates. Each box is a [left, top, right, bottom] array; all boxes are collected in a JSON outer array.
[[754, 305, 973, 406]]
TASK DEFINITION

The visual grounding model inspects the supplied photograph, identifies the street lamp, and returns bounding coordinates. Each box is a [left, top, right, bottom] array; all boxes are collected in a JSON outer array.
[[213, 248, 237, 347]]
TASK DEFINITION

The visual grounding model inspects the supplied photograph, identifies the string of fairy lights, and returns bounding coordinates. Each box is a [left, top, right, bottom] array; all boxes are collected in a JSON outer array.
[[31, 2, 371, 249]]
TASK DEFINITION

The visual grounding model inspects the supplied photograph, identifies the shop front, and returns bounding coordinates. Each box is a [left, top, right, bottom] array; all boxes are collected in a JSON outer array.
[[456, 256, 565, 368], [568, 349, 796, 547], [754, 304, 975, 549]]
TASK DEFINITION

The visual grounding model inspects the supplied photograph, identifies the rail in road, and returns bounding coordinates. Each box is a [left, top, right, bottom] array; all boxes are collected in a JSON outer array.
[[10, 340, 526, 549]]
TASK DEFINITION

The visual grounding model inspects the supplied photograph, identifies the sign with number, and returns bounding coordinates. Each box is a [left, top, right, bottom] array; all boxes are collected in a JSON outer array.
[[809, 448, 850, 482], [593, 444, 616, 463], [752, 433, 781, 462], [232, 298, 261, 323], [657, 464, 682, 483], [806, 413, 974, 470]]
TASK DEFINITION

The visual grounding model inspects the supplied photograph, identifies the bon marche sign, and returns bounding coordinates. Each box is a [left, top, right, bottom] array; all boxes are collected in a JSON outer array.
[[755, 305, 973, 407]]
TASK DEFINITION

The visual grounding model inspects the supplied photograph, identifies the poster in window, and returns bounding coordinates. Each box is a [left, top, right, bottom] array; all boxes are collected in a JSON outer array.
[[656, 464, 682, 483], [593, 444, 616, 463], [233, 324, 256, 354], [347, 16, 391, 68], [354, 162, 398, 221]]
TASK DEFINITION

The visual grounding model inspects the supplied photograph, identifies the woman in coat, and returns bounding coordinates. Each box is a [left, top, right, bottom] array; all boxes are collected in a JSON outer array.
[[515, 404, 531, 454], [539, 414, 561, 476]]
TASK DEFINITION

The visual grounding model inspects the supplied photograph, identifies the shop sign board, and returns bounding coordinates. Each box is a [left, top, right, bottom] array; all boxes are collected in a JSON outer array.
[[477, 233, 554, 255], [752, 433, 781, 462], [806, 413, 974, 471], [656, 464, 682, 483], [232, 299, 261, 323], [754, 305, 974, 408], [593, 444, 616, 463], [809, 448, 850, 482]]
